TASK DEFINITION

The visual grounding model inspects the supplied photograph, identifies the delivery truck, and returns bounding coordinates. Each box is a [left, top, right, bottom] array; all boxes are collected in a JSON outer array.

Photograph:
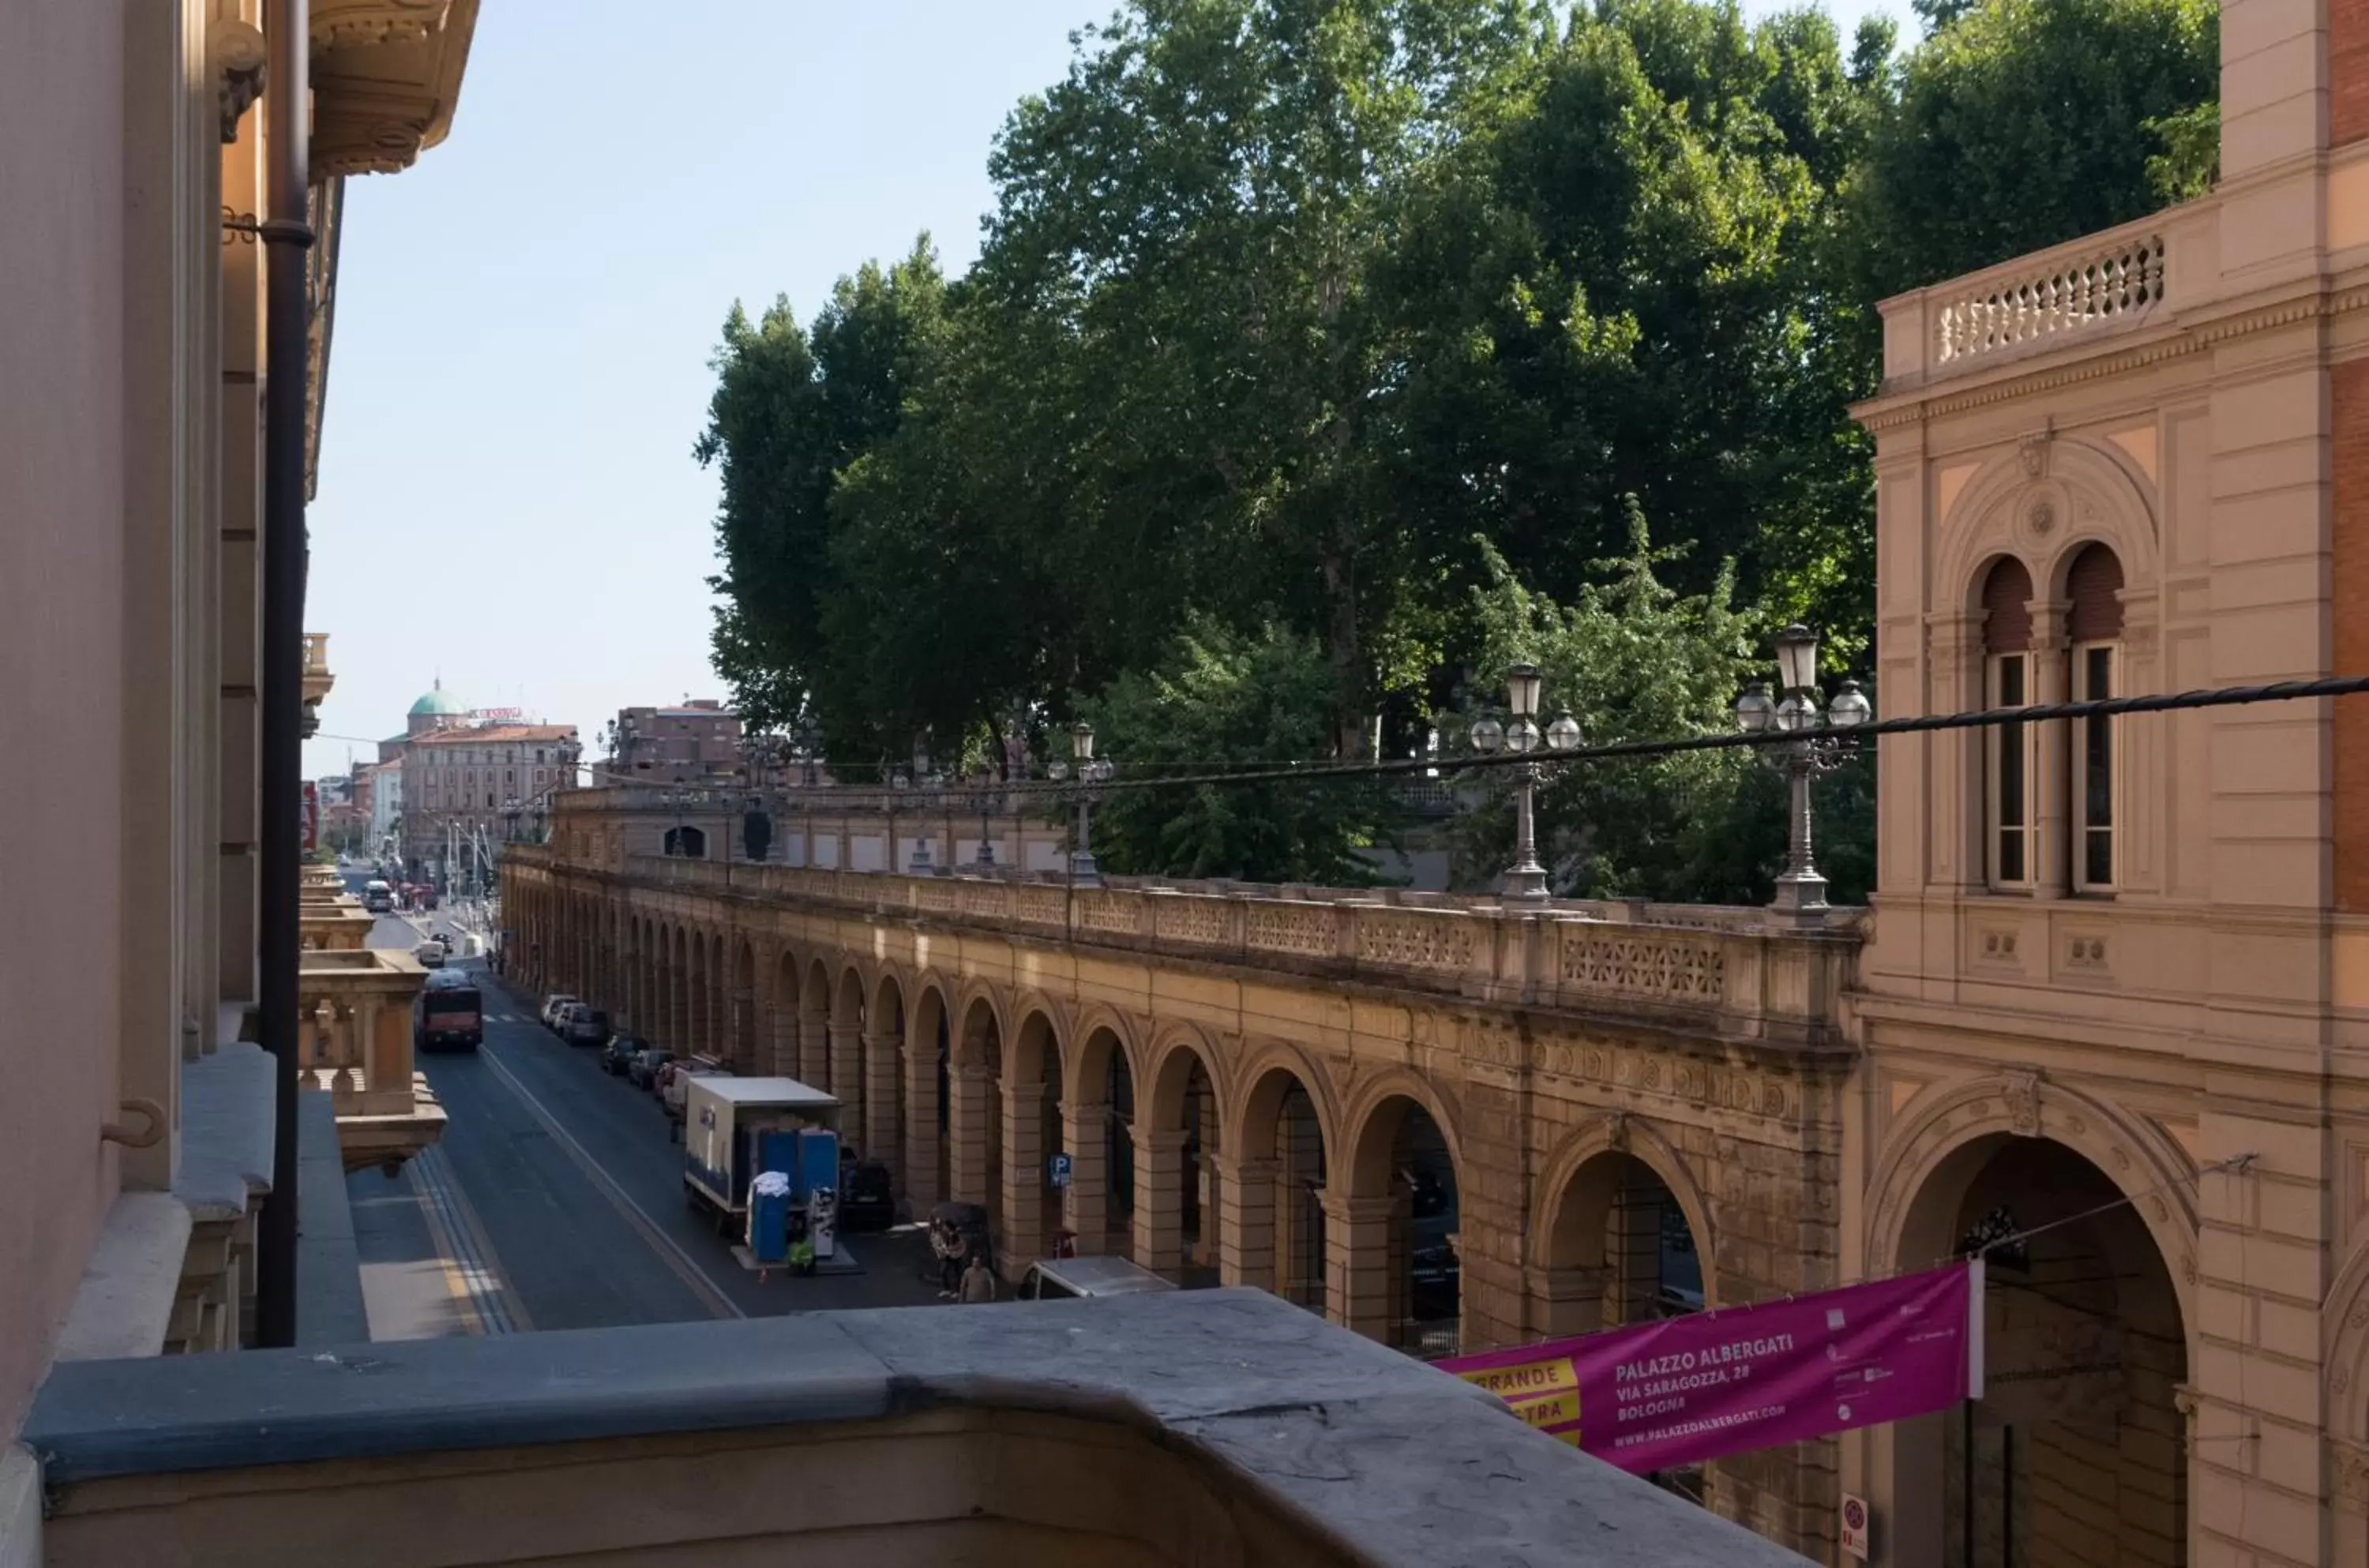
[[681, 1076, 842, 1239]]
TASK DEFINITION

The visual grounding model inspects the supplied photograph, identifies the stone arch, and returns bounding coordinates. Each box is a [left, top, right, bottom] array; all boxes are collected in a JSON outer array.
[[903, 975, 955, 1210], [1064, 1012, 1143, 1259], [952, 981, 1009, 1066], [1339, 1070, 1465, 1198], [1865, 1071, 2198, 1334], [2326, 1240, 2369, 1550], [1531, 1112, 1719, 1305], [769, 943, 801, 1075], [1339, 1070, 1470, 1351], [1225, 1039, 1343, 1165], [1229, 1044, 1339, 1316], [798, 955, 832, 1086], [1062, 1004, 1143, 1093], [1866, 1071, 2196, 1568], [830, 960, 869, 1139], [1136, 1023, 1230, 1281], [866, 964, 909, 1187], [1937, 434, 2160, 617], [1001, 1004, 1066, 1269]]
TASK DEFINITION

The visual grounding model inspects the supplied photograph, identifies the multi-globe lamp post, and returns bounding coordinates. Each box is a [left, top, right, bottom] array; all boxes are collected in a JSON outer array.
[[1467, 662, 1584, 903], [1047, 722, 1116, 887], [1732, 623, 1871, 923]]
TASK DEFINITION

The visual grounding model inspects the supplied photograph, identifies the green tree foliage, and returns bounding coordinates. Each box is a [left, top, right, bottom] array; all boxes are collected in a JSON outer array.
[[1854, 0, 2217, 298], [1079, 618, 1395, 883], [697, 0, 2209, 895]]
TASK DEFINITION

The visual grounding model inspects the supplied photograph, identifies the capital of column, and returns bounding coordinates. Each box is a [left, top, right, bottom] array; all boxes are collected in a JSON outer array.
[[1524, 1262, 1611, 1302], [1135, 1127, 1190, 1157], [1211, 1154, 1281, 1184], [829, 1022, 862, 1044], [1061, 1098, 1110, 1124], [1319, 1191, 1398, 1225], [2025, 597, 2072, 652]]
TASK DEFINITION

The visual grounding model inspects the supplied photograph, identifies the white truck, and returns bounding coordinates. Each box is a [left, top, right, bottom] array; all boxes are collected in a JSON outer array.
[[681, 1076, 842, 1236]]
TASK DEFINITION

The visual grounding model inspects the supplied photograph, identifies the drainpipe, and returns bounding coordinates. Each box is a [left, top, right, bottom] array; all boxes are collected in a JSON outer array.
[[255, 0, 312, 1349]]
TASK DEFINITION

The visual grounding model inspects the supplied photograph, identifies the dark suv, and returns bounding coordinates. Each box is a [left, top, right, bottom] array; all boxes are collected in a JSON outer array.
[[600, 1033, 647, 1076]]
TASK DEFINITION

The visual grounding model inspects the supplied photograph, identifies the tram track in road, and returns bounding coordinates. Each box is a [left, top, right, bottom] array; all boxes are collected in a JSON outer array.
[[405, 1143, 531, 1334], [474, 1035, 746, 1322]]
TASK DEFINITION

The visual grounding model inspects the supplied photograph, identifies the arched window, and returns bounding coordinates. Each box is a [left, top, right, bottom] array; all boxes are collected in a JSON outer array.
[[2067, 543, 2125, 891], [1982, 557, 2037, 889]]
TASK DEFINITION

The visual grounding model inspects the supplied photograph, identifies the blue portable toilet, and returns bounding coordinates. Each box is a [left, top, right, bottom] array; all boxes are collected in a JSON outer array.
[[746, 1170, 793, 1266]]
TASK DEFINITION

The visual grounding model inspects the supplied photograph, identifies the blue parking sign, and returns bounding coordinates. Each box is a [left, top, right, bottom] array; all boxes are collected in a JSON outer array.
[[1049, 1152, 1072, 1189]]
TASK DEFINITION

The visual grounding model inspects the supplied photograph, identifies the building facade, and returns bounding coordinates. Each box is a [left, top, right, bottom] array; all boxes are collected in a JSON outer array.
[[0, 1, 476, 1560], [400, 720, 579, 883], [610, 700, 743, 783]]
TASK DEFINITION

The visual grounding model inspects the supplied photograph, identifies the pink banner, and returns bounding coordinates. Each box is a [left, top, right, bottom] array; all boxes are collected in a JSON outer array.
[[1440, 1261, 1983, 1472]]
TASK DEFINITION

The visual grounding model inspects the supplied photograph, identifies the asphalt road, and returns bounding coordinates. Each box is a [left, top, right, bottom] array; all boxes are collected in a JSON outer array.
[[346, 883, 940, 1339]]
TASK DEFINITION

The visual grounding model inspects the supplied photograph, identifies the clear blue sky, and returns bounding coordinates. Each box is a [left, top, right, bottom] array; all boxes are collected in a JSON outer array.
[[302, 0, 1907, 776]]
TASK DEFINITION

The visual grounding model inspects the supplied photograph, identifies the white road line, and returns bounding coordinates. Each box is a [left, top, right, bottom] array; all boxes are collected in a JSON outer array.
[[475, 1042, 746, 1320]]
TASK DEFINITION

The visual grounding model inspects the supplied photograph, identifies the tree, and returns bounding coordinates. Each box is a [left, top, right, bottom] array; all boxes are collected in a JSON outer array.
[[1853, 0, 2217, 298], [1079, 617, 1396, 884], [697, 241, 951, 738]]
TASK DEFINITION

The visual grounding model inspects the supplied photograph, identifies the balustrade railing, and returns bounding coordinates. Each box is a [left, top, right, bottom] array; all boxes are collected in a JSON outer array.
[[514, 845, 1856, 1043], [1935, 230, 2165, 366]]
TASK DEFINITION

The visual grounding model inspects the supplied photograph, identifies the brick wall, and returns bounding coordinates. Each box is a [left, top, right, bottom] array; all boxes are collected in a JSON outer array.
[[2336, 358, 2369, 910], [2340, 0, 2369, 148]]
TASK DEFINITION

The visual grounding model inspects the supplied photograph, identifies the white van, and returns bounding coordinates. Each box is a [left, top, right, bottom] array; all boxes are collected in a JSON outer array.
[[1015, 1256, 1177, 1301]]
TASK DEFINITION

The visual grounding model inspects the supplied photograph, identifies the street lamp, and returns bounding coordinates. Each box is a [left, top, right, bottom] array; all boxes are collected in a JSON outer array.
[[971, 767, 999, 868], [1734, 623, 1869, 924], [1467, 662, 1583, 902], [1047, 721, 1116, 886]]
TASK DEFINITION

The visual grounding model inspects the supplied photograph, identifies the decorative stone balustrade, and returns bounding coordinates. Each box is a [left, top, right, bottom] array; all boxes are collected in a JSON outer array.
[[569, 848, 1857, 1047], [1876, 204, 2215, 392], [295, 948, 445, 1172]]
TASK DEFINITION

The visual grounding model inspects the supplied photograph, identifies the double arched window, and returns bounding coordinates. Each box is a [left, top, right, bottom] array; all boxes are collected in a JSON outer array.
[[1980, 544, 2125, 894]]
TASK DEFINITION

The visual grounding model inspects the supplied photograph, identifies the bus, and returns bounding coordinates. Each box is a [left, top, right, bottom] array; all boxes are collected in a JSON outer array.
[[413, 973, 482, 1052]]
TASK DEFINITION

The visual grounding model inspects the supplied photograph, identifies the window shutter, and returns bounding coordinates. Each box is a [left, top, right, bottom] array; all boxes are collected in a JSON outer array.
[[2066, 545, 2126, 642], [1982, 558, 2034, 654]]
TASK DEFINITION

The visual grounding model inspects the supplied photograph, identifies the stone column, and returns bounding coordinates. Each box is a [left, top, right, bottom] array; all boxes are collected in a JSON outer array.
[[903, 1025, 940, 1211], [1001, 1083, 1046, 1274], [950, 1063, 993, 1207], [1062, 1099, 1110, 1255], [1526, 1264, 1611, 1339], [2028, 599, 2074, 898], [1215, 1154, 1277, 1290], [1609, 1181, 1665, 1326], [862, 1031, 899, 1176], [1321, 1191, 1397, 1341], [830, 1023, 864, 1138], [801, 1012, 831, 1088], [1132, 1128, 1188, 1277]]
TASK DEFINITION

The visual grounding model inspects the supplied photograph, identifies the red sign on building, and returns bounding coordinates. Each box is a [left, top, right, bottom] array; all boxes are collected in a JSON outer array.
[[301, 781, 318, 853]]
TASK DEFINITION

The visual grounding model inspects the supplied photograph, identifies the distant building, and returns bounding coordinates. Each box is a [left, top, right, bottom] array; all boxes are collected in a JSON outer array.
[[610, 700, 742, 784]]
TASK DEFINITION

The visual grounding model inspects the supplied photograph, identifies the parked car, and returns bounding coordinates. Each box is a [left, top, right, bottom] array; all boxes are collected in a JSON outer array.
[[540, 994, 580, 1031], [837, 1161, 895, 1232], [565, 1007, 609, 1047], [600, 1034, 647, 1076], [1015, 1255, 1176, 1301], [629, 1048, 674, 1090]]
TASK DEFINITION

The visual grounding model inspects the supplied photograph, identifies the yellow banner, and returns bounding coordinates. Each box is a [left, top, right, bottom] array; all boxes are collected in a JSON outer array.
[[1457, 1356, 1578, 1401], [1510, 1389, 1580, 1430]]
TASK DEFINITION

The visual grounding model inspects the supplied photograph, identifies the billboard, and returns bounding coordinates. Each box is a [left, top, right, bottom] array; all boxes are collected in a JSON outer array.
[[1439, 1261, 1983, 1472]]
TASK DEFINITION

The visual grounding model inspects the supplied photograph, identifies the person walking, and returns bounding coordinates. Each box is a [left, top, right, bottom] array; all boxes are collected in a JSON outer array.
[[932, 1221, 964, 1299], [959, 1251, 997, 1304]]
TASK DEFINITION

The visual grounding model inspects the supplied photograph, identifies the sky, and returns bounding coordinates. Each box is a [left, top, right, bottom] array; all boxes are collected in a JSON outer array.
[[302, 0, 1908, 777]]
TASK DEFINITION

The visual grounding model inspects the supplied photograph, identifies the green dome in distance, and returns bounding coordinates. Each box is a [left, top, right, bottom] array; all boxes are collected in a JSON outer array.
[[408, 680, 468, 718]]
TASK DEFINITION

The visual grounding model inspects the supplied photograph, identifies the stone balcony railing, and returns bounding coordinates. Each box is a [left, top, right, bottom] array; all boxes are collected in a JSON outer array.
[[1876, 199, 2221, 392], [25, 1289, 1810, 1568], [534, 846, 1859, 1048], [295, 947, 445, 1172]]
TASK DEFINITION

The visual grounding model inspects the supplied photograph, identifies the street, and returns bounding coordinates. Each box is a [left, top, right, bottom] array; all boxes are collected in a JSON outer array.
[[346, 877, 940, 1339]]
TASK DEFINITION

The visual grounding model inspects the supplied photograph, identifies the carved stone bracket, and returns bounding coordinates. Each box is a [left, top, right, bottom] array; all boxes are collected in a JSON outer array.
[[2335, 1436, 2369, 1515], [2172, 1383, 2200, 1458], [2018, 423, 2055, 478], [209, 19, 267, 143], [2003, 1068, 2043, 1137]]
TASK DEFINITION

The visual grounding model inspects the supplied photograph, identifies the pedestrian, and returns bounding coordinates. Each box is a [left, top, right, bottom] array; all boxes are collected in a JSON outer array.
[[959, 1251, 997, 1304], [932, 1221, 963, 1299]]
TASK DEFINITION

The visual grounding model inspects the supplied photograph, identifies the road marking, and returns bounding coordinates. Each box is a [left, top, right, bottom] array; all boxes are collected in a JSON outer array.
[[407, 1144, 533, 1334], [476, 1042, 746, 1320]]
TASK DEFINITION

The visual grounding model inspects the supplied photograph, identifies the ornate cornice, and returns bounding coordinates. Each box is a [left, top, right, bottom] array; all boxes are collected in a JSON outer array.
[[310, 0, 479, 182]]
